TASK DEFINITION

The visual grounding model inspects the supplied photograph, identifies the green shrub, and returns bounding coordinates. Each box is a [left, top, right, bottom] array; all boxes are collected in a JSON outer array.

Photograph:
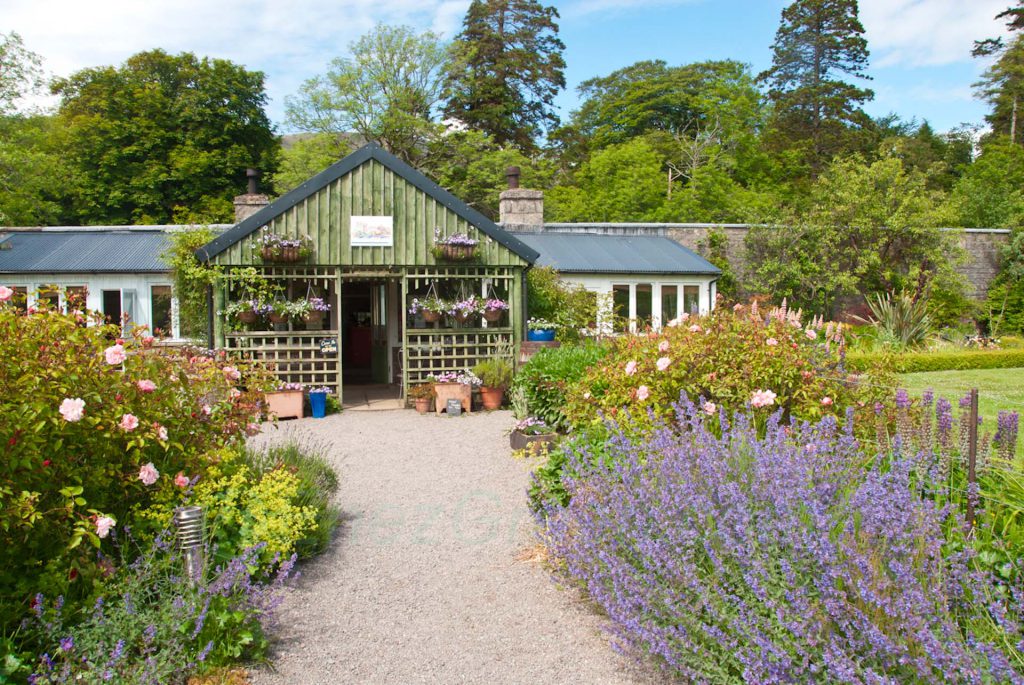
[[0, 299, 275, 631], [847, 348, 1024, 373], [511, 341, 610, 431], [526, 266, 600, 342], [566, 303, 884, 434], [473, 357, 514, 388], [857, 290, 933, 349]]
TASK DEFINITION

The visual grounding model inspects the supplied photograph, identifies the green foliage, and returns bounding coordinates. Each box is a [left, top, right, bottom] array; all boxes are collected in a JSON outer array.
[[974, 28, 1024, 140], [511, 341, 609, 431], [444, 0, 566, 151], [165, 226, 221, 340], [0, 115, 68, 225], [759, 0, 874, 170], [0, 31, 44, 115], [0, 301, 275, 633], [699, 228, 739, 298], [473, 357, 514, 389], [847, 348, 1024, 373], [858, 291, 934, 350], [948, 138, 1024, 227], [565, 304, 881, 434], [269, 133, 351, 194], [52, 49, 278, 225], [285, 25, 447, 167], [746, 152, 963, 316], [525, 266, 600, 341]]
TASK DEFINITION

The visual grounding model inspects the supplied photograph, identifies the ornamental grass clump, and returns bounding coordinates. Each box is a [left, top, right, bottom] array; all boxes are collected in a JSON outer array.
[[545, 399, 1024, 683]]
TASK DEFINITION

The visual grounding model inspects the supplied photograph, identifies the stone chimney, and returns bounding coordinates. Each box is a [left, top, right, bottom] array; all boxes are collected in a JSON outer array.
[[498, 166, 544, 231], [233, 168, 269, 223]]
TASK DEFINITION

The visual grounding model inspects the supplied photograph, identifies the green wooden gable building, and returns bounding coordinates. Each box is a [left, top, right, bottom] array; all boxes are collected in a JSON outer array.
[[197, 143, 538, 401]]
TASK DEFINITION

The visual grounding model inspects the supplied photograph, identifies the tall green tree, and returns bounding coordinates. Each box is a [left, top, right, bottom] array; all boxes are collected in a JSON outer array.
[[758, 0, 874, 172], [52, 50, 277, 225], [285, 25, 448, 166], [0, 31, 44, 115], [746, 152, 960, 316], [974, 2, 1024, 142], [443, 0, 566, 152]]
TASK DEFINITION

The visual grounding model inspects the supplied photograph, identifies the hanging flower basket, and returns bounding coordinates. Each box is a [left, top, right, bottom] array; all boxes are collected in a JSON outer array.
[[268, 311, 289, 324], [238, 310, 259, 324], [431, 229, 479, 262], [303, 310, 324, 327], [422, 309, 442, 323], [483, 309, 503, 323], [251, 228, 313, 263], [440, 244, 476, 260]]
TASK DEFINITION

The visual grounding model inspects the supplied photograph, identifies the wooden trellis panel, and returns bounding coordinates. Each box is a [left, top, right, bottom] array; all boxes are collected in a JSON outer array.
[[226, 331, 340, 392], [404, 329, 515, 387]]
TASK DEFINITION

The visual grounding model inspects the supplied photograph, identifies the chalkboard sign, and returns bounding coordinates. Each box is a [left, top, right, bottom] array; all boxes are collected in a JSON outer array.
[[446, 398, 462, 416], [319, 338, 338, 356]]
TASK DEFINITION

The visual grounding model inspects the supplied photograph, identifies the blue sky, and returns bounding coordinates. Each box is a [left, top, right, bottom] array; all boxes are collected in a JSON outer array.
[[6, 0, 1011, 135]]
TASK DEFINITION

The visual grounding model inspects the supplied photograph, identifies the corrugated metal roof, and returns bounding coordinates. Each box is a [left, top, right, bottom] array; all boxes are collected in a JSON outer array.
[[511, 232, 721, 275], [0, 230, 173, 273]]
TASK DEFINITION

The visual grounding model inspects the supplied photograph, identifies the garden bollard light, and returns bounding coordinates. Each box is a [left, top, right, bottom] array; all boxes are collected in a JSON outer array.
[[173, 506, 205, 585]]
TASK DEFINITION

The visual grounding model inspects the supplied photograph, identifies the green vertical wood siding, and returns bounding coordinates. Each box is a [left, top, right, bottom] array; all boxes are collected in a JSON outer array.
[[212, 159, 528, 269]]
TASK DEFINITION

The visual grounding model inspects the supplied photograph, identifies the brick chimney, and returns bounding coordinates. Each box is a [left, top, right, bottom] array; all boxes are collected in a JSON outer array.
[[233, 168, 269, 223], [498, 166, 544, 231]]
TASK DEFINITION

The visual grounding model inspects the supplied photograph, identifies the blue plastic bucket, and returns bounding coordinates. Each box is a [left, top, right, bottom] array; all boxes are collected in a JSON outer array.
[[309, 391, 327, 418]]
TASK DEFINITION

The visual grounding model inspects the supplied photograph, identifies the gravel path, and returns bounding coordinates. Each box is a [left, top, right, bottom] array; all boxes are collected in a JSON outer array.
[[249, 410, 660, 685]]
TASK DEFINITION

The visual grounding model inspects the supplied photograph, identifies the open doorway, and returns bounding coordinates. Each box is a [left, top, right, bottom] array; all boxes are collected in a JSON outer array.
[[341, 277, 403, 409]]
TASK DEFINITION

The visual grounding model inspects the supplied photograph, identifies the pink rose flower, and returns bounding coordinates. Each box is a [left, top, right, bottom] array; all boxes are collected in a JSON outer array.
[[702, 401, 717, 415], [766, 337, 778, 346], [104, 344, 127, 365], [120, 414, 139, 432], [229, 388, 242, 399], [174, 472, 189, 488], [95, 516, 116, 539], [59, 397, 86, 422], [157, 425, 168, 441], [656, 356, 671, 371], [142, 336, 155, 348], [658, 340, 670, 352], [136, 380, 156, 393], [821, 396, 833, 406], [733, 303, 743, 311], [750, 389, 777, 408], [624, 360, 638, 376], [0, 286, 12, 302], [688, 324, 701, 333], [138, 462, 159, 486], [202, 404, 212, 416], [223, 366, 241, 381], [637, 385, 650, 401], [805, 328, 817, 340], [137, 462, 158, 483]]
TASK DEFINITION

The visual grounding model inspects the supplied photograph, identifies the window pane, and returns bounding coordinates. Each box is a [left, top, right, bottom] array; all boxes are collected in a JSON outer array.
[[661, 285, 677, 325], [612, 285, 630, 333], [683, 285, 700, 314], [636, 284, 652, 330], [151, 285, 173, 337], [102, 290, 122, 326]]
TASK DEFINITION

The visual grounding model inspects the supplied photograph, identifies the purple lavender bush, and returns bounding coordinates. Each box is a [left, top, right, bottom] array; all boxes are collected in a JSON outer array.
[[545, 400, 1024, 683]]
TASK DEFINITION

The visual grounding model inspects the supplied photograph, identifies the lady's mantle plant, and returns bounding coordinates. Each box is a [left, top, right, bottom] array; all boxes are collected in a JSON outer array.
[[546, 399, 1024, 683]]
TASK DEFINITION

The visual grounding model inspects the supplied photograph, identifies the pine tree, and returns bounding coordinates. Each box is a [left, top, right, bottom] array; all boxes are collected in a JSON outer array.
[[443, 0, 566, 152], [974, 1, 1024, 143], [758, 0, 873, 171]]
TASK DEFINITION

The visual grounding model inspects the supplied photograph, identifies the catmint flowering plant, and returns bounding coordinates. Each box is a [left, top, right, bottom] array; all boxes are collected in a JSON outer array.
[[545, 398, 1024, 683]]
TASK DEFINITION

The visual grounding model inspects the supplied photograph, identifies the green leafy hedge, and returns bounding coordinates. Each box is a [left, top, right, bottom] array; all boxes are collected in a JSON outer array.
[[512, 341, 609, 431], [847, 349, 1024, 373]]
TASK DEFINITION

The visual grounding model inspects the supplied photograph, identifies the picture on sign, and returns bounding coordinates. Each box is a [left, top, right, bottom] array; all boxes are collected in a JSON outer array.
[[351, 216, 393, 247]]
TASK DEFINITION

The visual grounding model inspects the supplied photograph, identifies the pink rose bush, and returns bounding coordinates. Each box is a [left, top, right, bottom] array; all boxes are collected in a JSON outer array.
[[0, 286, 12, 302], [566, 300, 886, 434], [0, 299, 276, 632], [174, 472, 189, 488]]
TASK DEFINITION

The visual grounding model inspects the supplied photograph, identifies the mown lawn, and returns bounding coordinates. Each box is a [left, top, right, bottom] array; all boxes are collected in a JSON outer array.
[[900, 367, 1024, 455]]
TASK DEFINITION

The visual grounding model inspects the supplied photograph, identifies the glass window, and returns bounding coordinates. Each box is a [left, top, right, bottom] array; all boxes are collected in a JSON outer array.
[[635, 284, 653, 330], [612, 284, 630, 333], [151, 285, 173, 337], [102, 290, 122, 326], [684, 285, 700, 314], [661, 285, 678, 326]]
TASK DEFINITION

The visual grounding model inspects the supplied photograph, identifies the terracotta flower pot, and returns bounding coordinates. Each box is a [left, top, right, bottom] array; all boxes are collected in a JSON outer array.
[[480, 386, 505, 410], [433, 382, 472, 415], [265, 390, 303, 419], [414, 397, 431, 414]]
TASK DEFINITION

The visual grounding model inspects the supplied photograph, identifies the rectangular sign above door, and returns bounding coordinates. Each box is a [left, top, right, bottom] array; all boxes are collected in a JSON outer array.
[[351, 216, 394, 247]]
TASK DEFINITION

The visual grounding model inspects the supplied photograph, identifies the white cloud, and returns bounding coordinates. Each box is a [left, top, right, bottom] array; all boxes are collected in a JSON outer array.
[[860, 0, 1009, 68], [5, 0, 471, 124], [561, 0, 703, 20]]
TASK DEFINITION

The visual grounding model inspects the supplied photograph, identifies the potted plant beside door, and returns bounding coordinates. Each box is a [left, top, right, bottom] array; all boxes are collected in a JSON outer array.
[[472, 358, 513, 410], [408, 382, 435, 414], [265, 382, 304, 419]]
